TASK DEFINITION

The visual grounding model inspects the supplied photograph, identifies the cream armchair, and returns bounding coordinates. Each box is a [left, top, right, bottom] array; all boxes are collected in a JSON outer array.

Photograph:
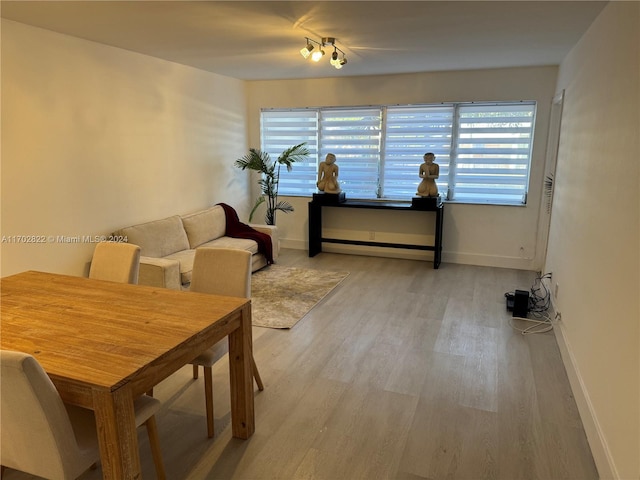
[[0, 350, 166, 479], [89, 241, 141, 284], [188, 247, 264, 438]]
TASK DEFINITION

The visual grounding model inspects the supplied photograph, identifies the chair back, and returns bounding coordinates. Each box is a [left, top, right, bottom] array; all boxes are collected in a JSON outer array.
[[89, 241, 141, 284], [190, 248, 251, 298], [0, 350, 97, 480]]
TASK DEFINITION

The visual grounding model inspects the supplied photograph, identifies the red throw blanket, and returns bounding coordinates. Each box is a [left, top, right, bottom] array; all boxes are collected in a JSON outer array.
[[218, 203, 274, 265]]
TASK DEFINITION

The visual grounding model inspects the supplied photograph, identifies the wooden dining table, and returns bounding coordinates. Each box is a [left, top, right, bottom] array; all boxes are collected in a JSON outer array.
[[1, 270, 255, 479]]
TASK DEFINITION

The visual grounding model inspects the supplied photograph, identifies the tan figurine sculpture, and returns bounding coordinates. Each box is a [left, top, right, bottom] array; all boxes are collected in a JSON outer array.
[[416, 152, 439, 197], [317, 153, 341, 194]]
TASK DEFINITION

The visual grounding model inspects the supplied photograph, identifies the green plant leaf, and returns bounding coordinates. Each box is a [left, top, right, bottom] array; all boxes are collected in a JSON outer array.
[[277, 142, 310, 172], [235, 142, 309, 225], [248, 196, 266, 223], [235, 149, 272, 175], [275, 200, 294, 213]]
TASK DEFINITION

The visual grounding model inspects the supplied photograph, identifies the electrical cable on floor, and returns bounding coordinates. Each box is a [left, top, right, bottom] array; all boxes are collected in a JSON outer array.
[[505, 272, 554, 335], [509, 314, 553, 335]]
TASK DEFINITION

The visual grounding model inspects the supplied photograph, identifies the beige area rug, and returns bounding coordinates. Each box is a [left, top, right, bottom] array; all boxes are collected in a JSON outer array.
[[250, 265, 349, 329]]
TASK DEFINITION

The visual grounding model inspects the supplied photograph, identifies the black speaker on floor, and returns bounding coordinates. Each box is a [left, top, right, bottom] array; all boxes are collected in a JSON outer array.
[[513, 289, 530, 317]]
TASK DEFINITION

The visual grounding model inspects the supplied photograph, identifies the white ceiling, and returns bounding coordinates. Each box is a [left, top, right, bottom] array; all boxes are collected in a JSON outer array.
[[1, 1, 607, 81]]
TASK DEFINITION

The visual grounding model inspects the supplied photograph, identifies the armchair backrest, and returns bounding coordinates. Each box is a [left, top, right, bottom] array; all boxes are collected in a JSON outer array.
[[0, 350, 97, 480], [190, 247, 251, 298], [89, 241, 141, 284]]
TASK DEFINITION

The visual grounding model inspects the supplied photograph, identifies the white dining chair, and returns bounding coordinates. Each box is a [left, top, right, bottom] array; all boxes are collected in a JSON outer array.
[[89, 241, 141, 284], [189, 247, 264, 438], [0, 350, 166, 480]]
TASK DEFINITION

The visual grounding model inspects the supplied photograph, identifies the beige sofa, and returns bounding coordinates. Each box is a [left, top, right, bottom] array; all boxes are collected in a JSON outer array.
[[113, 205, 278, 290]]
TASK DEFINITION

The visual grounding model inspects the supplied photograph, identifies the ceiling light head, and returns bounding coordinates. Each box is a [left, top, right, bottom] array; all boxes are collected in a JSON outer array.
[[330, 50, 339, 65], [334, 56, 347, 69], [300, 40, 315, 59], [311, 49, 325, 62]]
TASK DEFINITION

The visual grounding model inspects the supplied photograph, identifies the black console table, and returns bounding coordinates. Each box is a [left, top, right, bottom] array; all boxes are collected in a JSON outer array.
[[308, 198, 444, 269]]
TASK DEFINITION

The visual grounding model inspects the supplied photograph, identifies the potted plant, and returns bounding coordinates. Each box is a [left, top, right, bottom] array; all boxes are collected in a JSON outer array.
[[235, 142, 309, 225]]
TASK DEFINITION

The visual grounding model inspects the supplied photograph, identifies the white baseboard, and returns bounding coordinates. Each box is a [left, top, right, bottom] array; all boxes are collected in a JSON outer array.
[[444, 251, 539, 270], [552, 315, 618, 479], [281, 239, 539, 270], [280, 239, 307, 250]]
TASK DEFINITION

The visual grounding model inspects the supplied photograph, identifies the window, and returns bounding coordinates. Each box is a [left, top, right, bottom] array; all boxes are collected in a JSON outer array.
[[452, 104, 535, 204], [383, 105, 453, 199], [260, 110, 318, 196], [319, 108, 381, 199], [261, 101, 536, 205]]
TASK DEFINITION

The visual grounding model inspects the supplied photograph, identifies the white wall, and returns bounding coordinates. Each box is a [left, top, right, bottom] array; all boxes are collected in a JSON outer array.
[[1, 20, 251, 277], [546, 2, 640, 478], [246, 66, 558, 270]]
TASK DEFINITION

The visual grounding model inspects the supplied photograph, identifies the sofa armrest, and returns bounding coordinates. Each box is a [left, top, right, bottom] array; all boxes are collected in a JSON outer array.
[[249, 224, 280, 260], [139, 256, 182, 290]]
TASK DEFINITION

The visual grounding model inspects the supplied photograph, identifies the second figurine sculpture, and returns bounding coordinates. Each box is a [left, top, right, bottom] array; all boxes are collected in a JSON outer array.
[[416, 152, 439, 197], [317, 153, 341, 194]]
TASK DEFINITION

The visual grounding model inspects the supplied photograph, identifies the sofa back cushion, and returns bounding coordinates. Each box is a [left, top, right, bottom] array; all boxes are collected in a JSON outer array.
[[181, 206, 227, 249], [115, 215, 190, 257]]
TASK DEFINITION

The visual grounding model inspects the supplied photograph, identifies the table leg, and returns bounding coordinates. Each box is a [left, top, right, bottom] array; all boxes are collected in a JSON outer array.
[[92, 387, 141, 479], [228, 304, 255, 439], [434, 205, 444, 269], [308, 201, 322, 257]]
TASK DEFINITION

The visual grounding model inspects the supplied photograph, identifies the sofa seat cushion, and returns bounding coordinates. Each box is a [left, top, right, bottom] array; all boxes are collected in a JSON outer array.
[[181, 206, 226, 249], [115, 216, 190, 258], [164, 249, 196, 285], [199, 237, 259, 255]]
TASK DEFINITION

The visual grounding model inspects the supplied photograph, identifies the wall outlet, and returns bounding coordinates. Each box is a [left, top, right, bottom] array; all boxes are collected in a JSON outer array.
[[369, 231, 376, 240]]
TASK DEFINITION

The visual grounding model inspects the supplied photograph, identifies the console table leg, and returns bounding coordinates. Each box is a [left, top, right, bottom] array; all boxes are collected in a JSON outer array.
[[434, 206, 444, 269], [308, 202, 322, 257]]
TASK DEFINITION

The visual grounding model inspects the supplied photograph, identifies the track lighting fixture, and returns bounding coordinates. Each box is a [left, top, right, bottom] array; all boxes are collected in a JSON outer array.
[[300, 37, 347, 69]]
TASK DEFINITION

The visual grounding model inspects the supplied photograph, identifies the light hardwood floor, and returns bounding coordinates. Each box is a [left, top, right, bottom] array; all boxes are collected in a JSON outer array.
[[4, 250, 598, 480]]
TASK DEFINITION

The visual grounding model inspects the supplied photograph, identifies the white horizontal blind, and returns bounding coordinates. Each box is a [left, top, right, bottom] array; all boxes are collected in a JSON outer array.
[[319, 108, 382, 199], [383, 105, 453, 199], [260, 101, 536, 205], [261, 110, 318, 195], [452, 103, 536, 204]]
